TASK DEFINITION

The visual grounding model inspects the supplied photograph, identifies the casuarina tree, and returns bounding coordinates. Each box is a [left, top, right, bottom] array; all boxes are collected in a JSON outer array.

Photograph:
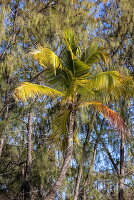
[[14, 30, 132, 199]]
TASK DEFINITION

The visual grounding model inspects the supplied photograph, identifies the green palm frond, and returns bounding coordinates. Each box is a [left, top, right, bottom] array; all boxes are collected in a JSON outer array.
[[92, 71, 124, 92], [31, 47, 62, 74], [51, 110, 79, 148], [14, 82, 64, 102], [80, 101, 130, 137], [62, 78, 76, 103], [63, 29, 80, 57], [51, 110, 69, 139], [75, 79, 95, 98], [81, 42, 109, 65], [73, 59, 89, 77]]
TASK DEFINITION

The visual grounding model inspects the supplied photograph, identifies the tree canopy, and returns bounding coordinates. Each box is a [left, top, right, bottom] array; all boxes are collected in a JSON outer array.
[[0, 1, 133, 200]]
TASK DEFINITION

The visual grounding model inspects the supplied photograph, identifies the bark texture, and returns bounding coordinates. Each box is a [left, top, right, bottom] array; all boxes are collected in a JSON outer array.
[[23, 112, 33, 200], [119, 100, 126, 200], [119, 133, 125, 200], [74, 164, 82, 200], [45, 109, 76, 200], [0, 136, 5, 157]]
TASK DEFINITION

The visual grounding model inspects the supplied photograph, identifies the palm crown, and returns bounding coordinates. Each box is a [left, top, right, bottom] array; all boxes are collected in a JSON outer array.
[[14, 29, 130, 136]]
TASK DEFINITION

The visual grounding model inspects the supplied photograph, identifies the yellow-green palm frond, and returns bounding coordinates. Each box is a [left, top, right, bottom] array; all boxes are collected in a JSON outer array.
[[51, 110, 79, 149], [62, 78, 76, 103], [14, 82, 64, 102], [92, 71, 125, 93], [75, 79, 95, 98], [80, 101, 130, 137], [31, 46, 62, 74], [81, 42, 109, 65], [73, 59, 89, 77], [63, 29, 80, 58], [51, 110, 69, 140]]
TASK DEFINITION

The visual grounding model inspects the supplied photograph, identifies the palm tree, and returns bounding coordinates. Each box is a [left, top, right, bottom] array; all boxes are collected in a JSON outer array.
[[14, 30, 131, 199]]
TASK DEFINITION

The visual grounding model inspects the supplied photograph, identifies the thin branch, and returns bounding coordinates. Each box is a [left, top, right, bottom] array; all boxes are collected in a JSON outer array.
[[30, 69, 45, 82]]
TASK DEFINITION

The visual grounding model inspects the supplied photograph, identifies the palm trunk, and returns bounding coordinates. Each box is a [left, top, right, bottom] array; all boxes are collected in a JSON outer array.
[[118, 133, 125, 200], [23, 112, 33, 200], [45, 109, 76, 200]]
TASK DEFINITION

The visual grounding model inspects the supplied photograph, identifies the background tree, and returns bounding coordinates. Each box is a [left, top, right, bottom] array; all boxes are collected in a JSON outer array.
[[0, 0, 133, 199], [14, 30, 132, 199]]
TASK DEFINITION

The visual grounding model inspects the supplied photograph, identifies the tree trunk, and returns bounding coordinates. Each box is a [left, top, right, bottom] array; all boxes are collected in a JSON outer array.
[[45, 109, 76, 200], [82, 119, 105, 200], [0, 136, 5, 157], [73, 115, 95, 200], [82, 147, 97, 200], [23, 112, 33, 200], [118, 99, 126, 200], [74, 164, 83, 200], [100, 138, 119, 175], [118, 133, 125, 200]]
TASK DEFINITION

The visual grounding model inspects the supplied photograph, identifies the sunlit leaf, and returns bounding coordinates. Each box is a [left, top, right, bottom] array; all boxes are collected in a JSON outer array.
[[92, 71, 123, 91], [14, 82, 64, 102], [31, 47, 62, 74], [81, 42, 109, 64]]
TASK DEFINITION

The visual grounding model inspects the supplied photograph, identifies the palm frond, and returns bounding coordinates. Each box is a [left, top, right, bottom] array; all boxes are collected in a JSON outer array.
[[14, 82, 64, 102], [51, 110, 69, 139], [92, 71, 123, 92], [81, 42, 109, 65], [31, 47, 62, 74], [73, 59, 89, 77], [62, 78, 76, 103], [51, 110, 79, 148], [63, 29, 80, 57], [80, 101, 130, 137], [75, 79, 95, 98]]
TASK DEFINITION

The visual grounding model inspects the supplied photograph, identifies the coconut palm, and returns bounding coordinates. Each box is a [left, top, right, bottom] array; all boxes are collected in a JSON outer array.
[[14, 30, 131, 199]]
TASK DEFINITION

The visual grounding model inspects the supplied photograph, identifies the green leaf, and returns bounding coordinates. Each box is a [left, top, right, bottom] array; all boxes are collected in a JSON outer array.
[[31, 47, 62, 74], [81, 42, 109, 64], [92, 71, 123, 91], [14, 82, 64, 102]]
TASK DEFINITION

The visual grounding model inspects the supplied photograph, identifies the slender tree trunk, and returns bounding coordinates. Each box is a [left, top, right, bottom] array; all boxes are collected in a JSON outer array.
[[45, 109, 76, 200], [82, 147, 97, 200], [118, 99, 126, 200], [0, 103, 9, 158], [118, 133, 125, 200], [23, 112, 33, 200], [82, 119, 105, 200], [74, 164, 83, 200], [74, 114, 95, 200], [100, 138, 119, 175], [27, 112, 33, 168], [0, 136, 5, 157]]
